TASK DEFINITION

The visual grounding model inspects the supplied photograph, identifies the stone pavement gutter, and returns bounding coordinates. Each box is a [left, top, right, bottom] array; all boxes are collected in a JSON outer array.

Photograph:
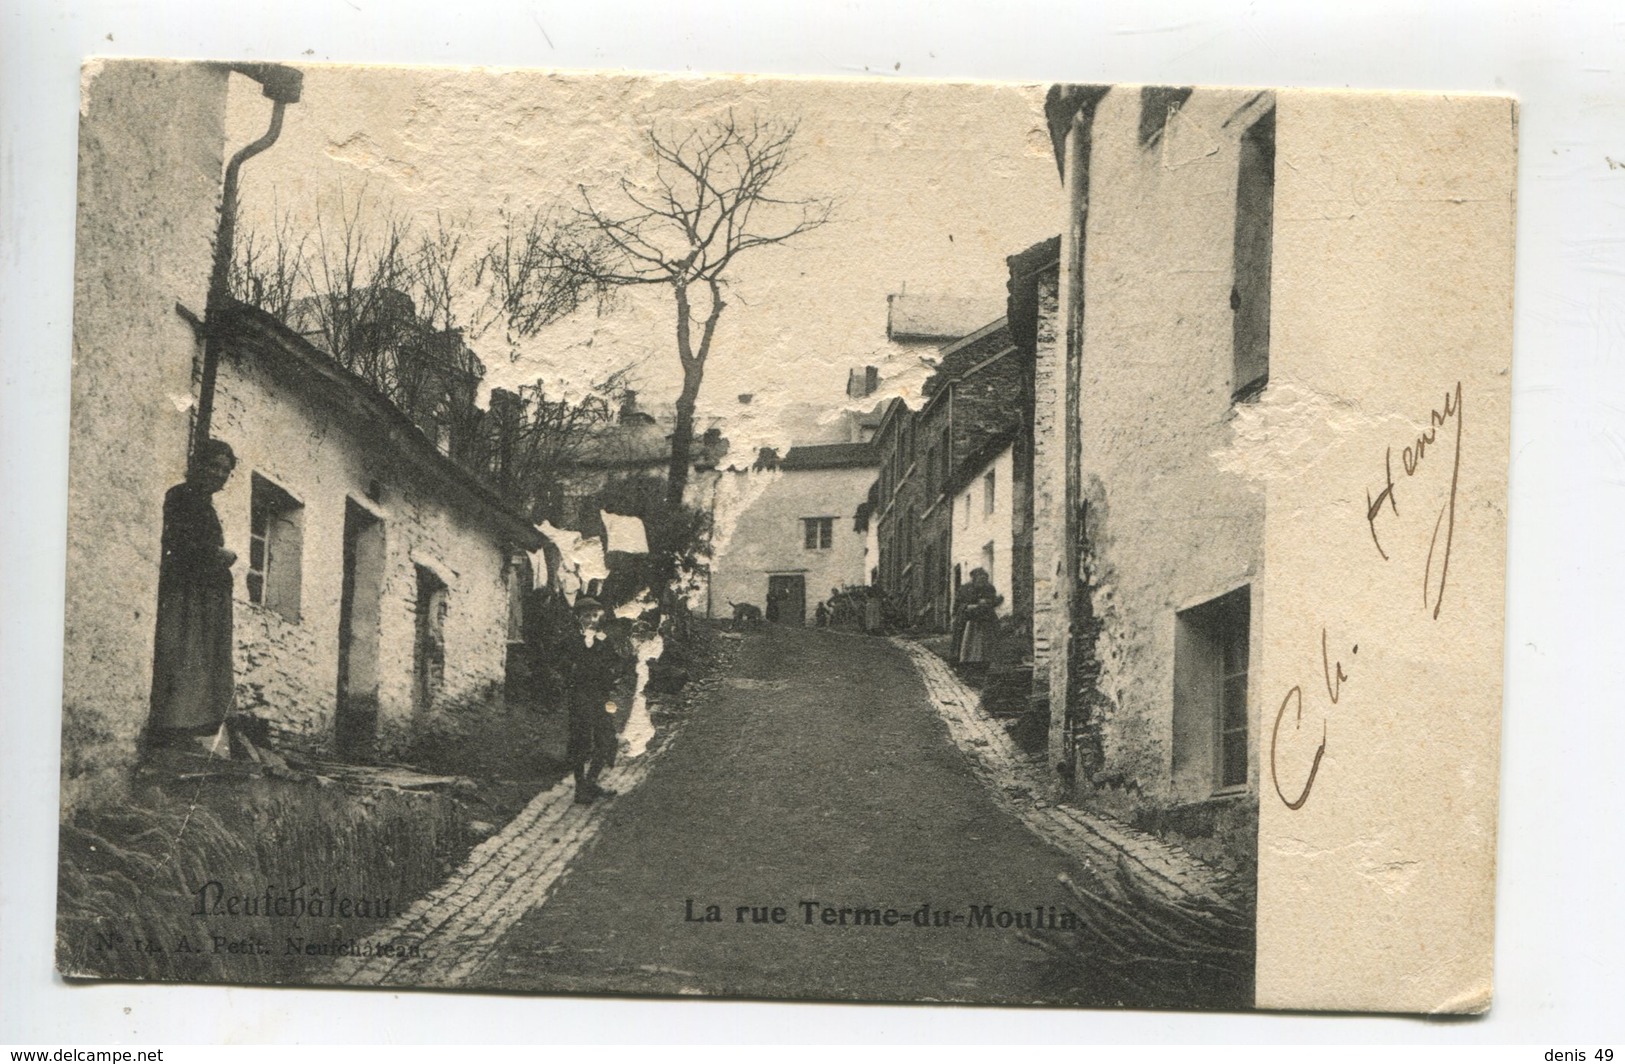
[[892, 638, 1237, 909], [329, 669, 728, 989]]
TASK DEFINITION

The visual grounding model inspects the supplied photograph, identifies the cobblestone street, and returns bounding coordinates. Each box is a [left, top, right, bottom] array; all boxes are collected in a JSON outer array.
[[335, 623, 1227, 1004]]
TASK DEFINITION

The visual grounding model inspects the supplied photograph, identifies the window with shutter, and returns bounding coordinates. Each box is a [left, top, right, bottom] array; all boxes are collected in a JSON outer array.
[[248, 473, 304, 623], [1231, 107, 1275, 401]]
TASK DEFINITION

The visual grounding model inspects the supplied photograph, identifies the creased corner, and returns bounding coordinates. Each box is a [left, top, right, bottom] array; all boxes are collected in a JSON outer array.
[[1428, 980, 1493, 1016]]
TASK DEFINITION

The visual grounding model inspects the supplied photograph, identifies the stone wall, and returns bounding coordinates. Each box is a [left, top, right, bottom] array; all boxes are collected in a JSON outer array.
[[61, 61, 230, 810], [873, 403, 922, 619], [913, 395, 955, 631], [1004, 239, 1057, 672], [946, 352, 1024, 473], [1029, 274, 1063, 724]]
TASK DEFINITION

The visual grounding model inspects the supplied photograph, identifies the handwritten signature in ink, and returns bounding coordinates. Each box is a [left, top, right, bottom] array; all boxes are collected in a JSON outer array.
[[1365, 381, 1464, 620], [1269, 628, 1353, 811], [1274, 383, 1466, 811]]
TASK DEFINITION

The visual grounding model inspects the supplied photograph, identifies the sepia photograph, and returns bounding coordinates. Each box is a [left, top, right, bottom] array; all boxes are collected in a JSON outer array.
[[54, 59, 1514, 1014]]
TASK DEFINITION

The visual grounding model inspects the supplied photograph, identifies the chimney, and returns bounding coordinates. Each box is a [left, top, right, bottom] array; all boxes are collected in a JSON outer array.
[[847, 365, 880, 399]]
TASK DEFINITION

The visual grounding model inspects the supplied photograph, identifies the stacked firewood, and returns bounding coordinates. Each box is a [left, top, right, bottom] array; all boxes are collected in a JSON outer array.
[[1020, 859, 1255, 1010]]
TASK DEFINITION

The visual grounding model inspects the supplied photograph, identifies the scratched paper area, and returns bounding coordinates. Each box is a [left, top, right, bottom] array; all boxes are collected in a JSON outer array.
[[1251, 92, 1514, 1013]]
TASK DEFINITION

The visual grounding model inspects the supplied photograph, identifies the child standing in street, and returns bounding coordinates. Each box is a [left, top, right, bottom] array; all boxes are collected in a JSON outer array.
[[565, 595, 629, 803]]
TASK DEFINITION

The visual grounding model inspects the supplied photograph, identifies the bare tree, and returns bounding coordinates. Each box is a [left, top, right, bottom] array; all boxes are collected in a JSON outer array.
[[228, 188, 482, 458], [410, 209, 476, 334], [297, 186, 413, 384], [484, 369, 630, 521], [231, 192, 607, 397], [572, 111, 834, 507], [228, 202, 308, 322], [474, 206, 612, 354], [228, 188, 626, 504]]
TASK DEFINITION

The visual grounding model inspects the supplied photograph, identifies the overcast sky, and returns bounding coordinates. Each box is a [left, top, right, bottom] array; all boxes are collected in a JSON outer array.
[[227, 66, 1063, 452]]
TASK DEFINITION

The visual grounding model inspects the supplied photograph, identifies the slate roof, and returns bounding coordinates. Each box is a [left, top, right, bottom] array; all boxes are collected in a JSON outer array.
[[220, 300, 544, 550], [778, 441, 881, 471], [886, 293, 1008, 343]]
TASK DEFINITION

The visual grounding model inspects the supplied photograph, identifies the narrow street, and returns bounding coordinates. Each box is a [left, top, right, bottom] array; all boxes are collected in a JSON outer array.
[[467, 625, 1099, 1005]]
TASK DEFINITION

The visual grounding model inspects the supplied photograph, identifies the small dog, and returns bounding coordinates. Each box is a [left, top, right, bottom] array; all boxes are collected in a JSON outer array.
[[729, 601, 764, 630]]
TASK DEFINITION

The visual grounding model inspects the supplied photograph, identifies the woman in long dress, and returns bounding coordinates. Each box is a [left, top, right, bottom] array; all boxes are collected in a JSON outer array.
[[953, 567, 1003, 673], [862, 586, 884, 635], [148, 439, 239, 752]]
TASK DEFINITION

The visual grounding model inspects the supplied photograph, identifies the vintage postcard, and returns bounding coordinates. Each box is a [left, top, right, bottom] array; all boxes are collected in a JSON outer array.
[[57, 60, 1514, 1013]]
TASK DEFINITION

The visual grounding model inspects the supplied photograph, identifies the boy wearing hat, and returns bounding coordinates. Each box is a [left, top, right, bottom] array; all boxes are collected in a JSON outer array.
[[565, 594, 629, 803]]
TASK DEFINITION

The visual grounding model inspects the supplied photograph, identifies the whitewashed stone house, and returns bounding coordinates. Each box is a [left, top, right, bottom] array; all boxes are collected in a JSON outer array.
[[1035, 85, 1277, 873], [61, 61, 541, 809], [212, 301, 543, 758], [706, 443, 878, 626]]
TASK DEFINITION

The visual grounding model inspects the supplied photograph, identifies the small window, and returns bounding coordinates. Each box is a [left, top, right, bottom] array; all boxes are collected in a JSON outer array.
[[248, 474, 304, 623], [983, 470, 996, 515], [1232, 107, 1275, 401], [981, 541, 995, 584], [505, 553, 531, 645], [429, 398, 455, 456], [803, 517, 834, 550]]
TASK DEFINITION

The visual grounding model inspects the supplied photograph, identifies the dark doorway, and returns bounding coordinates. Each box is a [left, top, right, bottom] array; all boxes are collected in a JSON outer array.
[[765, 574, 806, 626], [336, 499, 384, 758]]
